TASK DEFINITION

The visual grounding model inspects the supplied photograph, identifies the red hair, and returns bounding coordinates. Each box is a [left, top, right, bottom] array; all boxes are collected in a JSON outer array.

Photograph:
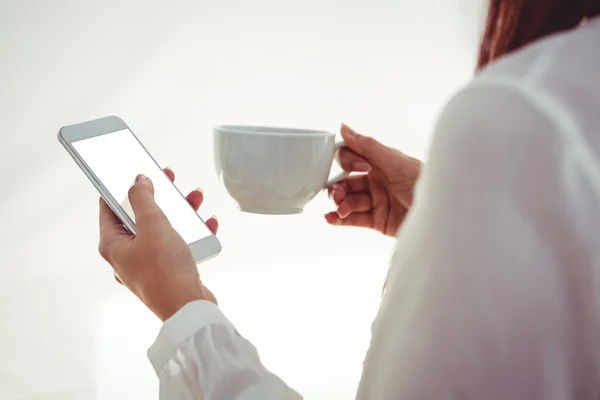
[[477, 0, 600, 70]]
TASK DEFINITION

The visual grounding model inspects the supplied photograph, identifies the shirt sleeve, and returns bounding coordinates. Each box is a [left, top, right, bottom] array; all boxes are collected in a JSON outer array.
[[356, 79, 599, 399], [148, 300, 302, 400]]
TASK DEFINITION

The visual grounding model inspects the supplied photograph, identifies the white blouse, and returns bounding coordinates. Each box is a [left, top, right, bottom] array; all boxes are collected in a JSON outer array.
[[148, 18, 600, 399]]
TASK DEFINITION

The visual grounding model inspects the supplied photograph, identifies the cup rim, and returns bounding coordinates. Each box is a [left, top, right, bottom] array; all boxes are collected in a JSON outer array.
[[214, 125, 335, 137]]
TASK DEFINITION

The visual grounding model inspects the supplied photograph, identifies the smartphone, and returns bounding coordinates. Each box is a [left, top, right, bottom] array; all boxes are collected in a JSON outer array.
[[58, 115, 221, 263]]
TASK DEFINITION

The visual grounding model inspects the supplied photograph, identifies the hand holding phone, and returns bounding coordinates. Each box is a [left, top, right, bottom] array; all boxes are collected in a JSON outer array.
[[58, 116, 222, 320], [98, 174, 217, 321], [58, 116, 221, 263]]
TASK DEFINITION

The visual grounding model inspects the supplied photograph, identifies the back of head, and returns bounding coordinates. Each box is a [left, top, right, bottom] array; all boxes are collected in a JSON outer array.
[[477, 0, 600, 70]]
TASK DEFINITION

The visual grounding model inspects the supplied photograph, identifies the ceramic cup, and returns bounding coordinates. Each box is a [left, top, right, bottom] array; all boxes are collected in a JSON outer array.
[[214, 125, 346, 214]]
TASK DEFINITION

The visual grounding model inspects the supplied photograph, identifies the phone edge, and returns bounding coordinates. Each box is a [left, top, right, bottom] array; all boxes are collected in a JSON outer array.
[[57, 122, 137, 234]]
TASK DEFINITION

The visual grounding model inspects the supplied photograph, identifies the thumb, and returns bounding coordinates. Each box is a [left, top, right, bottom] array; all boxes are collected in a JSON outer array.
[[340, 124, 396, 170], [128, 174, 165, 229]]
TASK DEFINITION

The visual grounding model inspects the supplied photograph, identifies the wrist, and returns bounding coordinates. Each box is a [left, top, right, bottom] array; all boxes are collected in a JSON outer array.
[[140, 279, 208, 322]]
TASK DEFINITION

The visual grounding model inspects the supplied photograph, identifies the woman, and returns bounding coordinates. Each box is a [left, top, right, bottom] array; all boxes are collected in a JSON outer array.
[[98, 0, 600, 398]]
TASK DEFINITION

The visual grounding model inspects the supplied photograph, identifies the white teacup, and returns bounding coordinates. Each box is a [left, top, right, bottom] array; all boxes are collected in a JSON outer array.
[[214, 125, 346, 214]]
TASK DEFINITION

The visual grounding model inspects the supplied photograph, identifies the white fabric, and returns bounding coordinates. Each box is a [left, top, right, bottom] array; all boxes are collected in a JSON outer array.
[[148, 18, 600, 400], [148, 301, 301, 400]]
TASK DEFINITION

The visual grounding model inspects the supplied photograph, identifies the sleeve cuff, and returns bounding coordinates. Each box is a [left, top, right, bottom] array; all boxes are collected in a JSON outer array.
[[147, 300, 233, 375]]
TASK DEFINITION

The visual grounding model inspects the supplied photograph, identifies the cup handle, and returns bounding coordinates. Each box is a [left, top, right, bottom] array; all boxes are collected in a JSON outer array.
[[324, 139, 349, 188]]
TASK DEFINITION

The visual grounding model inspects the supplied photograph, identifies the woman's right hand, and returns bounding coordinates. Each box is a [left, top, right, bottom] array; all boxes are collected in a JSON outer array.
[[325, 124, 422, 237]]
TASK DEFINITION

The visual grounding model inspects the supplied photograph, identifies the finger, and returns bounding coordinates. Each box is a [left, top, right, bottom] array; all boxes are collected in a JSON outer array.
[[186, 188, 204, 211], [128, 175, 167, 230], [163, 167, 175, 182], [340, 124, 395, 169], [98, 198, 129, 262], [186, 188, 217, 234], [328, 182, 347, 205], [325, 211, 373, 229], [327, 175, 370, 205], [328, 175, 369, 195], [344, 175, 370, 193], [337, 147, 371, 172], [206, 216, 219, 234], [99, 198, 129, 242], [337, 192, 372, 218]]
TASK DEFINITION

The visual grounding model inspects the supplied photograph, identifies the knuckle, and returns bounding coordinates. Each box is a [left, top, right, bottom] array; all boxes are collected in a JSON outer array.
[[346, 196, 357, 208], [127, 184, 139, 199], [334, 149, 343, 166], [338, 149, 363, 171], [362, 135, 378, 149], [338, 147, 352, 161], [361, 198, 373, 211], [98, 242, 111, 261]]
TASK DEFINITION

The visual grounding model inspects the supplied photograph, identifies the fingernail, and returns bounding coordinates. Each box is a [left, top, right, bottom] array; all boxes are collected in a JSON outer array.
[[325, 213, 339, 225], [337, 203, 350, 219], [211, 214, 218, 221], [353, 161, 372, 172], [342, 123, 356, 136], [196, 187, 204, 194], [328, 188, 336, 201], [135, 174, 147, 183]]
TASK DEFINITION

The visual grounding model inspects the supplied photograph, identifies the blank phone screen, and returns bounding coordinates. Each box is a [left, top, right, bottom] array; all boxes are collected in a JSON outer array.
[[72, 129, 212, 244]]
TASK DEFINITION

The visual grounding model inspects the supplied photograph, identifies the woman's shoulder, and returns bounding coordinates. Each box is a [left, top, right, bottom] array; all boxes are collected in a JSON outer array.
[[421, 71, 576, 208], [431, 77, 558, 162], [475, 18, 600, 89], [420, 28, 600, 236], [440, 18, 600, 156], [436, 19, 600, 178]]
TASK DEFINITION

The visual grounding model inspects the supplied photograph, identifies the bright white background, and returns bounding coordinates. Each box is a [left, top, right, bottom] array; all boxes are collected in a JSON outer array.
[[0, 0, 484, 398]]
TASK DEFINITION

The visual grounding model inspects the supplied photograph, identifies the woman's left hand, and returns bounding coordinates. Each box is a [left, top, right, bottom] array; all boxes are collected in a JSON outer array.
[[98, 168, 218, 321]]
